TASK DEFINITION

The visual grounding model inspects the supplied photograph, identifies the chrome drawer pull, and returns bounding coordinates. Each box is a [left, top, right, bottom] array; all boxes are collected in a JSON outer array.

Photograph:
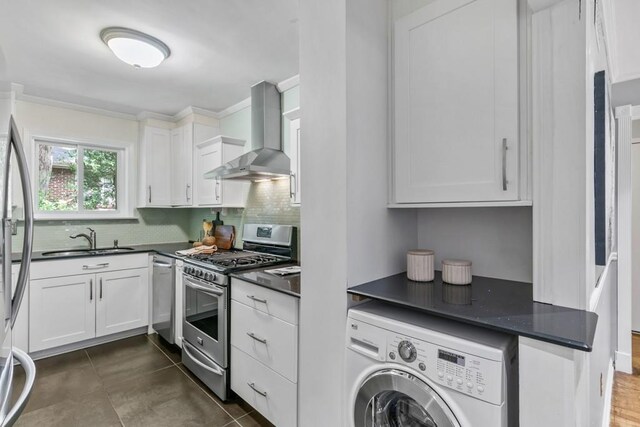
[[247, 332, 268, 344], [247, 382, 267, 397], [246, 295, 267, 304], [83, 263, 109, 270]]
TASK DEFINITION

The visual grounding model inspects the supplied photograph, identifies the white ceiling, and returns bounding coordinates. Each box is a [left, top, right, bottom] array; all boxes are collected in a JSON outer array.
[[0, 0, 299, 115]]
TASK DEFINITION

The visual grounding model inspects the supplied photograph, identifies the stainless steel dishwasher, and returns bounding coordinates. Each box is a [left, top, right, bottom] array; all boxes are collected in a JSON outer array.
[[152, 255, 175, 344]]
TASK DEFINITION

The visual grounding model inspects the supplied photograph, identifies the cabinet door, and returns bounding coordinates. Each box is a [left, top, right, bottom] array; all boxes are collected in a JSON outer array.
[[195, 141, 223, 206], [393, 0, 518, 203], [96, 268, 149, 337], [11, 264, 28, 353], [145, 127, 172, 206], [170, 125, 193, 206], [30, 274, 95, 352]]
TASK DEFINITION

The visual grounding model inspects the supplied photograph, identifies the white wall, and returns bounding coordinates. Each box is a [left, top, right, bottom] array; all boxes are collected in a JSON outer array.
[[417, 208, 532, 282], [298, 0, 417, 425], [346, 0, 417, 287], [15, 100, 138, 144], [298, 0, 349, 424]]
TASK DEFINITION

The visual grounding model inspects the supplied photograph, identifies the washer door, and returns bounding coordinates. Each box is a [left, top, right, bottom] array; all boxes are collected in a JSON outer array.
[[354, 369, 460, 427]]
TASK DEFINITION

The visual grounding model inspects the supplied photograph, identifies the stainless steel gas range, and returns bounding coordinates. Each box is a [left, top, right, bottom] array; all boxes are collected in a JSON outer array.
[[181, 224, 296, 401]]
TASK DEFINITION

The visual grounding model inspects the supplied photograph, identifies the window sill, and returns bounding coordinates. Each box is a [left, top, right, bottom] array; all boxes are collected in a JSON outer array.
[[33, 213, 138, 221]]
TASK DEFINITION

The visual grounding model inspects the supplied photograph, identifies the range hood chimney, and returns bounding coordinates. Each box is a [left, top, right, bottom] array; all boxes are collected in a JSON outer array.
[[204, 81, 290, 181]]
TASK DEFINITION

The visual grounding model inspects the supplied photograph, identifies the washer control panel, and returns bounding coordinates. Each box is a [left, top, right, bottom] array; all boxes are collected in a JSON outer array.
[[386, 334, 503, 405]]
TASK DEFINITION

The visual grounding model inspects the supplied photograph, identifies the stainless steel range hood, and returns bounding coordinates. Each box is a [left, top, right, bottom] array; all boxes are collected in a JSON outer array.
[[204, 81, 290, 181]]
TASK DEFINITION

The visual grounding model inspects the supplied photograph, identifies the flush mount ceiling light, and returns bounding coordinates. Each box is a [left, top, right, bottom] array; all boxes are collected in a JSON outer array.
[[100, 27, 170, 68]]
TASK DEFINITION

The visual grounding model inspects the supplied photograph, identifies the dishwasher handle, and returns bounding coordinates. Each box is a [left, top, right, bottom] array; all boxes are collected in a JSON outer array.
[[153, 261, 173, 268]]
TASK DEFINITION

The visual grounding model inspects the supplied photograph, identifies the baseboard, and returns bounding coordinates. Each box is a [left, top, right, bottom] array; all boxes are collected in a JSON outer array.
[[602, 359, 615, 427], [615, 350, 633, 374], [28, 327, 148, 361]]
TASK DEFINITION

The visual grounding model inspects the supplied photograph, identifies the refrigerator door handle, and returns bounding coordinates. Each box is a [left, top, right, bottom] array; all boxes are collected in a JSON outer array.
[[2, 348, 35, 427], [7, 116, 34, 328]]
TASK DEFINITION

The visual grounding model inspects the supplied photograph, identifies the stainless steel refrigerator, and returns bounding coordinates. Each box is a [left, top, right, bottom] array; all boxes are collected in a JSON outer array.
[[0, 116, 35, 426]]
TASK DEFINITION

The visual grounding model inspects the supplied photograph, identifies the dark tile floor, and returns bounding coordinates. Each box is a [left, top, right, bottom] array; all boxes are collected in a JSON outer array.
[[12, 334, 274, 427]]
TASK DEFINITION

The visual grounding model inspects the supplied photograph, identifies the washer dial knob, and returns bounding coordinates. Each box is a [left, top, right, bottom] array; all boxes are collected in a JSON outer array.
[[397, 340, 417, 363]]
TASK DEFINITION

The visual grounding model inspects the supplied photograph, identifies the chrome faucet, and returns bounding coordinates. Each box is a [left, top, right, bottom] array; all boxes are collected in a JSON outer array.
[[70, 227, 96, 250]]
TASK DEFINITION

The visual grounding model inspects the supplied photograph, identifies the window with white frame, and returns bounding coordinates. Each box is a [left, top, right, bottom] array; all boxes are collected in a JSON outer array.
[[35, 138, 126, 217]]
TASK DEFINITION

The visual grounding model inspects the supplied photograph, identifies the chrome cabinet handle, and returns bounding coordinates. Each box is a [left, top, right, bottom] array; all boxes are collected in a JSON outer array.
[[99, 278, 103, 300], [148, 185, 152, 203], [7, 116, 34, 328], [246, 295, 267, 304], [186, 184, 191, 202], [246, 332, 268, 344], [215, 179, 220, 200], [247, 382, 267, 397], [90, 279, 93, 301], [83, 263, 109, 270], [502, 138, 508, 191], [289, 173, 296, 198]]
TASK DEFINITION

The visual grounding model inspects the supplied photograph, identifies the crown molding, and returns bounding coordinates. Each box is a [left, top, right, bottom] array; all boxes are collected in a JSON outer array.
[[216, 97, 251, 120], [17, 92, 139, 121], [277, 74, 299, 92], [7, 73, 300, 124]]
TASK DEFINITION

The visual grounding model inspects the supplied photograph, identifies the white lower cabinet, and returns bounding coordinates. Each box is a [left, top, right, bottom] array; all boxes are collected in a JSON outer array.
[[29, 255, 149, 353], [231, 347, 298, 427], [96, 268, 149, 337], [12, 264, 28, 353], [30, 274, 96, 352], [230, 278, 299, 427]]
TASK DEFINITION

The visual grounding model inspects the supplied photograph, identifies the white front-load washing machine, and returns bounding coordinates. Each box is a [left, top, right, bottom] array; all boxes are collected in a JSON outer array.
[[345, 301, 518, 427]]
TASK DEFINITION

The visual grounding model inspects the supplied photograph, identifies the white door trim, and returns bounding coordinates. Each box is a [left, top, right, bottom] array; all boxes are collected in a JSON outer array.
[[615, 104, 640, 373]]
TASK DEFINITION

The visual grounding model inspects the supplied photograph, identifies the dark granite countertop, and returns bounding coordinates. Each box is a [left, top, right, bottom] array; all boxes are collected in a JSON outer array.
[[17, 243, 302, 297], [347, 272, 598, 352], [14, 242, 193, 263], [230, 263, 300, 297]]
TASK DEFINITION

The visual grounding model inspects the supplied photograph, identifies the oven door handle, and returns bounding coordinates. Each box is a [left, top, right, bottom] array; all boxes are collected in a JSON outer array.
[[182, 340, 224, 376], [184, 279, 224, 297]]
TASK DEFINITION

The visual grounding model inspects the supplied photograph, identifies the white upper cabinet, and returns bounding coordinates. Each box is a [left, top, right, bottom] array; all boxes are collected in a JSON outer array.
[[138, 126, 172, 207], [140, 122, 219, 207], [284, 108, 301, 205], [170, 126, 191, 206], [194, 136, 248, 208], [391, 0, 523, 206]]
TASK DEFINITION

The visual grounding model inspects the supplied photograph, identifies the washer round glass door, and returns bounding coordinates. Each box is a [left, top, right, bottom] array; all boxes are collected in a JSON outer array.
[[354, 369, 460, 427]]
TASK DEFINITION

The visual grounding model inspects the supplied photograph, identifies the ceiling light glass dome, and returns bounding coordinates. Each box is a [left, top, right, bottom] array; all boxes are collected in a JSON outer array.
[[100, 27, 170, 68]]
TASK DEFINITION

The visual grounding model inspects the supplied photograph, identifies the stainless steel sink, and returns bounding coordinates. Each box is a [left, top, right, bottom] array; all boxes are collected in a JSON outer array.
[[41, 247, 135, 257], [41, 249, 93, 257], [92, 247, 135, 254]]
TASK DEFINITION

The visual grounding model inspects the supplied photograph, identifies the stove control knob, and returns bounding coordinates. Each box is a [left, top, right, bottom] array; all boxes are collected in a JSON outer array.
[[205, 273, 213, 281], [185, 267, 192, 274], [397, 340, 417, 363], [196, 270, 203, 278]]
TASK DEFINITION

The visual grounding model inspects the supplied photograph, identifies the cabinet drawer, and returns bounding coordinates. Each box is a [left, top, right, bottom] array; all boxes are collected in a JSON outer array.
[[231, 346, 297, 427], [231, 300, 298, 382], [30, 253, 149, 280], [231, 278, 298, 324]]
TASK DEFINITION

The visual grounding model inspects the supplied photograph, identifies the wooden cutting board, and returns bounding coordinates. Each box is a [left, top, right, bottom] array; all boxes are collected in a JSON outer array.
[[214, 225, 235, 250]]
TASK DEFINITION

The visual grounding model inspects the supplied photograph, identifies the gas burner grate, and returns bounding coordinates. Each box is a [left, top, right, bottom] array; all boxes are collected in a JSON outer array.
[[186, 250, 287, 272]]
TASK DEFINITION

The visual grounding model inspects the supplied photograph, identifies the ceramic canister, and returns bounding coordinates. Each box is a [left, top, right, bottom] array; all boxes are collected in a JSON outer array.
[[442, 259, 472, 285], [407, 249, 435, 282]]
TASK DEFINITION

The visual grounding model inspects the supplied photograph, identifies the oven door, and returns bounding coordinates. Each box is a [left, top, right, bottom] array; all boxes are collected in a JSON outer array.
[[182, 274, 227, 368]]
